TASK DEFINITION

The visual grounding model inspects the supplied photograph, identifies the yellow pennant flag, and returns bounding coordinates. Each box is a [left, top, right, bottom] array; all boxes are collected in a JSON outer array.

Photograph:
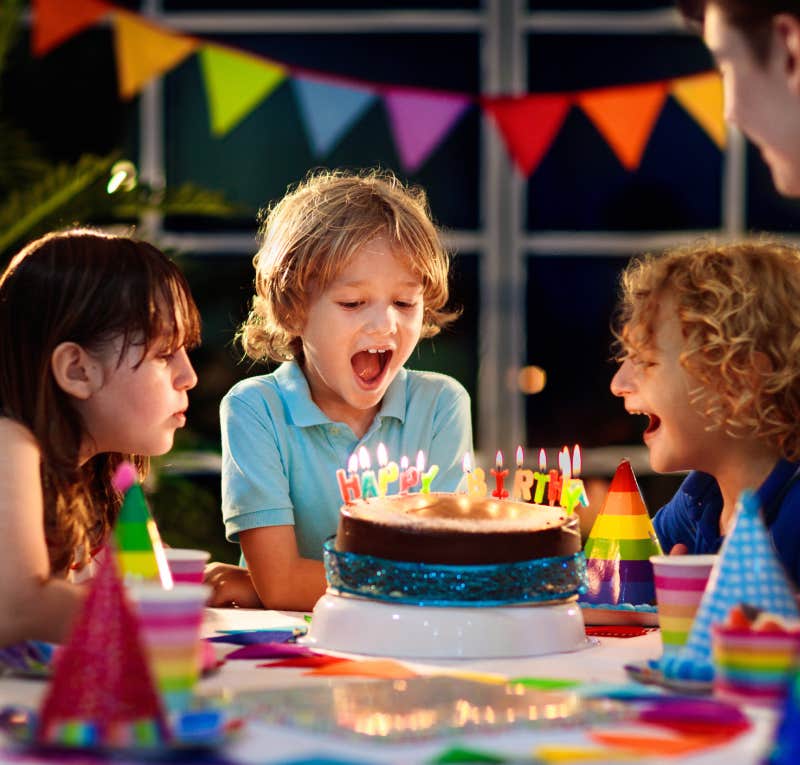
[[577, 81, 669, 171], [113, 11, 198, 100], [671, 71, 726, 149], [199, 45, 288, 136]]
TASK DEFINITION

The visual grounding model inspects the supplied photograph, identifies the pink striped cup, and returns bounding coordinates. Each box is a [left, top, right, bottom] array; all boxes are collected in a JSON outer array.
[[165, 548, 211, 585], [126, 582, 210, 716], [651, 554, 717, 656]]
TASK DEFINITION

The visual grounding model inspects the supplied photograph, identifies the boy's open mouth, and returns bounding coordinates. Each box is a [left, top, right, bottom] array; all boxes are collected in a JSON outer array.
[[643, 413, 661, 436], [351, 348, 392, 385]]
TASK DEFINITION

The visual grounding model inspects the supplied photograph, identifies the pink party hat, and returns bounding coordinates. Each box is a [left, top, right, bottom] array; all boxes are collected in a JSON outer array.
[[581, 460, 662, 606], [37, 547, 168, 748], [661, 490, 799, 682]]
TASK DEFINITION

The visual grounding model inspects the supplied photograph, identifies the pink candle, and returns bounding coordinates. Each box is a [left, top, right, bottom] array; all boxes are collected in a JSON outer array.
[[398, 456, 419, 494], [490, 450, 509, 499], [512, 445, 534, 501], [336, 452, 361, 504]]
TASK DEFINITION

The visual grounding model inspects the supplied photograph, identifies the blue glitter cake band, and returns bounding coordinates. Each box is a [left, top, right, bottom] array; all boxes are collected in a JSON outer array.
[[322, 538, 588, 608]]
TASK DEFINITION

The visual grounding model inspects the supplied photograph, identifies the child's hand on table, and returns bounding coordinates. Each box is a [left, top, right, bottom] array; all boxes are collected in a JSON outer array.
[[203, 562, 263, 609]]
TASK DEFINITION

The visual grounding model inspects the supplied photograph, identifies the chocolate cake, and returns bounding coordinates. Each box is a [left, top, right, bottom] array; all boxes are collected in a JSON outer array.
[[336, 492, 581, 565]]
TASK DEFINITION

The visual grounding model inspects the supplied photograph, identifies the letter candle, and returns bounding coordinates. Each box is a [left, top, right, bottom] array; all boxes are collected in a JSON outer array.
[[376, 442, 399, 497], [512, 445, 534, 501], [358, 446, 379, 499], [558, 446, 572, 507], [532, 448, 549, 504], [398, 455, 419, 494], [547, 449, 563, 505], [490, 450, 509, 499], [561, 444, 589, 515], [335, 452, 361, 504], [417, 450, 439, 494], [463, 453, 487, 497]]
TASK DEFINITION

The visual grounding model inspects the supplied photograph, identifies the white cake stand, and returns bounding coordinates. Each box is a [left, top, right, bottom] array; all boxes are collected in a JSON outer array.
[[300, 590, 590, 659]]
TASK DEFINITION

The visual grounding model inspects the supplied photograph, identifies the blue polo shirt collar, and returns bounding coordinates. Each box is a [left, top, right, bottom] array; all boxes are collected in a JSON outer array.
[[275, 360, 407, 429]]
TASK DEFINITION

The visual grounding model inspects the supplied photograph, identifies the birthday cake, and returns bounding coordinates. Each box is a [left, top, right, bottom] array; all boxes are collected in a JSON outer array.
[[336, 492, 581, 565]]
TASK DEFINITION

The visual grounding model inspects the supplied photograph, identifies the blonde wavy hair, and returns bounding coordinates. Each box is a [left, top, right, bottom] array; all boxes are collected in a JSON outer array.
[[239, 168, 459, 362], [614, 239, 800, 461]]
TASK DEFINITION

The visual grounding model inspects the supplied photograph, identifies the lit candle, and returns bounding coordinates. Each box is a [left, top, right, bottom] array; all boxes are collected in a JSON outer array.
[[547, 448, 563, 505], [532, 448, 549, 504], [358, 446, 379, 499], [417, 450, 439, 494], [376, 443, 399, 497], [511, 445, 534, 501], [335, 452, 362, 504], [558, 446, 572, 507], [463, 453, 487, 497], [398, 455, 419, 494], [561, 444, 589, 515], [490, 450, 509, 499]]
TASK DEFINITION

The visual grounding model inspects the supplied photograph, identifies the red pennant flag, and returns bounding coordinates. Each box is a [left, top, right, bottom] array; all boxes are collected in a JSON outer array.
[[32, 0, 111, 57], [482, 94, 571, 176]]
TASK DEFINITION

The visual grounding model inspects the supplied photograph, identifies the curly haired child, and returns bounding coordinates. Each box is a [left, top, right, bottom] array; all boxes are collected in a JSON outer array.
[[205, 169, 473, 611], [611, 239, 800, 583]]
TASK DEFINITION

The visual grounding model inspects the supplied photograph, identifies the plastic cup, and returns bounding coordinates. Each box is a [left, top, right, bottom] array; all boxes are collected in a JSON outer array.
[[126, 582, 210, 716], [712, 624, 800, 707], [650, 554, 716, 656], [165, 548, 211, 585]]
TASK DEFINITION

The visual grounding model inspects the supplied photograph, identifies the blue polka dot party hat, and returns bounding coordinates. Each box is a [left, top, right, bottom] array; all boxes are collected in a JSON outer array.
[[661, 489, 799, 682]]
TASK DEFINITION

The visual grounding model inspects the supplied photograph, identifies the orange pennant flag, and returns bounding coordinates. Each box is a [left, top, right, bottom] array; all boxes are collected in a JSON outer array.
[[32, 0, 111, 57], [577, 81, 669, 171], [671, 71, 726, 149], [482, 94, 571, 177], [113, 11, 199, 100], [304, 658, 418, 679]]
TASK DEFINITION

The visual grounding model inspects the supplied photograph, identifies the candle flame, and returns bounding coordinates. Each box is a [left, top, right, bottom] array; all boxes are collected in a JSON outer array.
[[348, 453, 359, 473], [358, 446, 371, 470], [462, 452, 472, 473], [400, 455, 409, 471], [516, 445, 524, 468], [416, 450, 425, 473], [495, 450, 503, 469], [558, 446, 571, 480], [377, 442, 388, 467], [572, 444, 582, 477], [538, 448, 546, 472]]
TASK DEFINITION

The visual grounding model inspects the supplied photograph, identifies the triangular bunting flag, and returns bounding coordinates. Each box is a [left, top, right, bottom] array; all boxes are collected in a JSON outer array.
[[482, 94, 571, 177], [32, 0, 111, 57], [580, 459, 662, 607], [292, 75, 376, 156], [112, 462, 172, 587], [671, 71, 726, 149], [199, 45, 288, 137], [577, 81, 669, 171], [661, 490, 799, 681], [113, 11, 198, 100], [37, 549, 168, 748], [383, 88, 472, 173]]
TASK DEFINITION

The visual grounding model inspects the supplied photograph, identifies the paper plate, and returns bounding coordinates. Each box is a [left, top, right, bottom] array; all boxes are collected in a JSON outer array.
[[580, 603, 658, 627], [301, 591, 590, 659], [624, 660, 712, 695]]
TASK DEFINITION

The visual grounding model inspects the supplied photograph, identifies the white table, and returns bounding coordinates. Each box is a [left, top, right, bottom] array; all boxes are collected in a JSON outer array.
[[0, 608, 780, 764]]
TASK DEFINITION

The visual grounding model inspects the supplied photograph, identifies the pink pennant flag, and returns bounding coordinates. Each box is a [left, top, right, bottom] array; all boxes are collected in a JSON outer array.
[[383, 88, 472, 173], [482, 94, 572, 177], [32, 0, 111, 57]]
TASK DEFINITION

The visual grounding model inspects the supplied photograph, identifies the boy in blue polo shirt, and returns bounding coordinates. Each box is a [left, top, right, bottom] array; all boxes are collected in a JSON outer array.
[[611, 240, 800, 585], [205, 170, 472, 611]]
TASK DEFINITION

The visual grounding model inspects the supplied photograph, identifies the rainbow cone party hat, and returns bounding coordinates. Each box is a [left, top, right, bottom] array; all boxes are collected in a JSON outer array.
[[580, 459, 662, 606], [112, 462, 172, 587], [661, 489, 799, 681], [37, 548, 168, 748]]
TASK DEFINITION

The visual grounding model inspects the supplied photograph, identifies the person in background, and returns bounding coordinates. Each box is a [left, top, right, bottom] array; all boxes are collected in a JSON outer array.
[[677, 0, 800, 197], [204, 169, 473, 612], [0, 228, 199, 650], [610, 240, 800, 584]]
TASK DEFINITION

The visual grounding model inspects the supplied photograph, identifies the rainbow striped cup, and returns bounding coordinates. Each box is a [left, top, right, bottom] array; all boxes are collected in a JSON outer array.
[[165, 548, 211, 585], [712, 624, 800, 707], [651, 554, 717, 656], [126, 582, 210, 716]]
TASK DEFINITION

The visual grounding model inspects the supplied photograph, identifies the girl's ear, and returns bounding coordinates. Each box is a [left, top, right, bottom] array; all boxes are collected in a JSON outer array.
[[775, 13, 800, 95], [51, 342, 102, 400]]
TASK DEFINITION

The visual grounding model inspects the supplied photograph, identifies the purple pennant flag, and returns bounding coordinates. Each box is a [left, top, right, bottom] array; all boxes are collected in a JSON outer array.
[[226, 642, 317, 660], [383, 88, 472, 173], [207, 629, 297, 645]]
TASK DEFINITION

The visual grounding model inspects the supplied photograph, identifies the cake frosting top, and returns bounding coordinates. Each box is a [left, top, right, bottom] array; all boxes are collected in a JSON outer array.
[[341, 492, 569, 534]]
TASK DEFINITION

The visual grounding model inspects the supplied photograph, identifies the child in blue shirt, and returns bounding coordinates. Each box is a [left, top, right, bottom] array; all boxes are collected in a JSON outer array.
[[205, 169, 473, 611], [610, 240, 800, 584]]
